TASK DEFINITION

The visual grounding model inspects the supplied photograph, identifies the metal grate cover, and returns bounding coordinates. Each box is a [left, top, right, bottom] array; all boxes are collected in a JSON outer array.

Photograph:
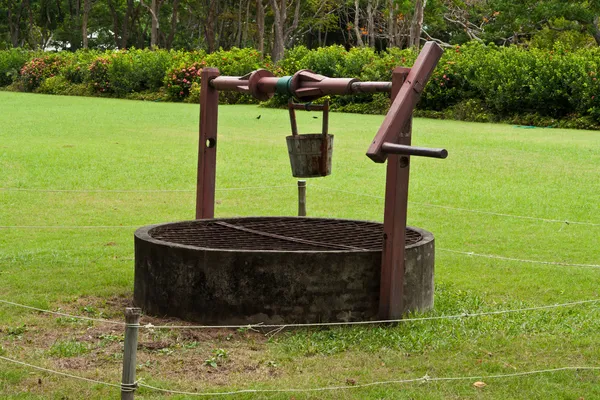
[[149, 217, 423, 252]]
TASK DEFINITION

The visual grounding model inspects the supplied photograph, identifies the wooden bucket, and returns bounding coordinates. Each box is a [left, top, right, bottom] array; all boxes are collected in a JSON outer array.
[[286, 99, 333, 177]]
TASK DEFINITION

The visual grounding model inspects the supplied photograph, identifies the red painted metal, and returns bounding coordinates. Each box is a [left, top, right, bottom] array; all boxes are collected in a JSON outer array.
[[366, 42, 443, 163], [382, 143, 448, 159], [290, 69, 359, 101], [379, 67, 412, 320], [196, 68, 220, 219], [194, 42, 447, 321]]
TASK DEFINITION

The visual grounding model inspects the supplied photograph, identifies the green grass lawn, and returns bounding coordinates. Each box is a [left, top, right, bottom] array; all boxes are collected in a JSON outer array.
[[0, 91, 599, 399]]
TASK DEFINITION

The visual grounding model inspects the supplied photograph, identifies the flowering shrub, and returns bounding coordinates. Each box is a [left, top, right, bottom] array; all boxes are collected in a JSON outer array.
[[2, 44, 600, 127], [164, 61, 204, 100], [88, 56, 112, 93], [19, 55, 64, 91]]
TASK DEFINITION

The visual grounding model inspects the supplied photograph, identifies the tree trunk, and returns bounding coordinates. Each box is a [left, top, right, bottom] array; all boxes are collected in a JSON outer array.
[[8, 2, 26, 48], [269, 0, 285, 62], [593, 16, 600, 46], [367, 0, 373, 47], [166, 0, 180, 49], [284, 0, 300, 47], [82, 0, 92, 48], [235, 0, 243, 47], [150, 0, 158, 47], [205, 0, 217, 52], [409, 0, 426, 49], [387, 0, 396, 48], [242, 0, 250, 47], [257, 0, 265, 55], [120, 0, 134, 48], [354, 0, 364, 46]]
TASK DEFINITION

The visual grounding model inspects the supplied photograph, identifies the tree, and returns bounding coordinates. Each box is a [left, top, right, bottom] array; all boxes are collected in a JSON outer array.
[[269, 0, 300, 61]]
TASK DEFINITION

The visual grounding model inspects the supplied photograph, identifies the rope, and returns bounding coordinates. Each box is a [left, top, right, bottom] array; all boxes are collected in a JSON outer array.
[[1, 297, 597, 331], [0, 355, 127, 391], [0, 185, 297, 193], [309, 185, 600, 227], [3, 353, 597, 397], [0, 225, 139, 229], [440, 249, 600, 268], [142, 299, 599, 330], [136, 366, 600, 396], [0, 299, 126, 326]]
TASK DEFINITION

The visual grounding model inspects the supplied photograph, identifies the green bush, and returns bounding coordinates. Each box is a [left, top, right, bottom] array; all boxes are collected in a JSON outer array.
[[2, 43, 600, 127], [0, 49, 31, 86], [107, 49, 172, 96], [60, 50, 100, 84], [204, 47, 267, 76], [300, 45, 347, 77]]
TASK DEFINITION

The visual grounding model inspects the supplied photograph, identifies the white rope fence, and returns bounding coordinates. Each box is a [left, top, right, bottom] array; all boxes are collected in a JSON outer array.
[[2, 184, 599, 227], [309, 185, 600, 227], [1, 298, 597, 330], [0, 354, 597, 396], [0, 355, 128, 391], [0, 185, 297, 193], [439, 249, 600, 268], [136, 366, 600, 396], [0, 225, 139, 229], [0, 299, 125, 326]]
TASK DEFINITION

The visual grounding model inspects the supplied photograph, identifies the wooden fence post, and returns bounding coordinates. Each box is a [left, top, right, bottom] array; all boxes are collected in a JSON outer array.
[[121, 307, 141, 400], [298, 180, 307, 216]]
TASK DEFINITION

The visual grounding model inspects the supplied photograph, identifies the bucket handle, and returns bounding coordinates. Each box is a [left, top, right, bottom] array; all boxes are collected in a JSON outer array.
[[287, 99, 330, 176], [287, 99, 329, 138]]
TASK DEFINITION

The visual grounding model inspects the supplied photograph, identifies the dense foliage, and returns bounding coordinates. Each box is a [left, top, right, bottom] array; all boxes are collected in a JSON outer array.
[[2, 1, 600, 59], [2, 43, 600, 129]]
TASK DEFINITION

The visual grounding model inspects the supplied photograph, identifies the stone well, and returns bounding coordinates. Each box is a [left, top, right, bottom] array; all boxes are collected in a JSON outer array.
[[134, 217, 434, 324]]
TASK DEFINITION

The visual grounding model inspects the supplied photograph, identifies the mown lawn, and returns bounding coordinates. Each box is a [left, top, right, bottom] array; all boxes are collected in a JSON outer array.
[[0, 91, 599, 399]]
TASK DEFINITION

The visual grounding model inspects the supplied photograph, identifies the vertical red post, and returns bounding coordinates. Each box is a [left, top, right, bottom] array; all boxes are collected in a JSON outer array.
[[379, 67, 412, 319], [196, 68, 220, 219]]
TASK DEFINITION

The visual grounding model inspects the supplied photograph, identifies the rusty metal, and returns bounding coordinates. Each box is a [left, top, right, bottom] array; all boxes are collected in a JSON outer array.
[[382, 143, 448, 159], [215, 220, 368, 251], [288, 98, 299, 136], [149, 217, 423, 252], [350, 81, 393, 93], [196, 67, 219, 219], [367, 42, 443, 163]]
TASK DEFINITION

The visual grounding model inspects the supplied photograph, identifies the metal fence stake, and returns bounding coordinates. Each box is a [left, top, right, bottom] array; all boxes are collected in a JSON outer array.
[[298, 180, 307, 216], [121, 307, 141, 400]]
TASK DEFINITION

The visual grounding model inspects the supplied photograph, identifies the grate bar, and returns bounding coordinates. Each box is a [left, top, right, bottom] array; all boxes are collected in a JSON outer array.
[[214, 221, 367, 251], [149, 218, 422, 251]]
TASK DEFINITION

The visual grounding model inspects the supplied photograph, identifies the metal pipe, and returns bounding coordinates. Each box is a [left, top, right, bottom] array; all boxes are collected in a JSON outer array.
[[350, 82, 392, 93], [209, 70, 392, 100], [381, 142, 448, 159]]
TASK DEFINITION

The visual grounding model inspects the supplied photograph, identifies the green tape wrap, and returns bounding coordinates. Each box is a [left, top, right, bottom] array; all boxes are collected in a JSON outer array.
[[275, 76, 293, 96]]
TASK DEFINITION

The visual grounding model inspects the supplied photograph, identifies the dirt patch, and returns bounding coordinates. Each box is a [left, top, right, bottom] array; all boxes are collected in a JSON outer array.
[[54, 357, 92, 370]]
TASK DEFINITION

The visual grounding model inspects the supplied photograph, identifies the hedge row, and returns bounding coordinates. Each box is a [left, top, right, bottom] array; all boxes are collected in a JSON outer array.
[[2, 43, 600, 129]]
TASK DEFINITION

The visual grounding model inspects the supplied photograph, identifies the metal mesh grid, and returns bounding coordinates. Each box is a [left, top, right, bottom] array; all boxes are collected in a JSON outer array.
[[149, 217, 423, 252]]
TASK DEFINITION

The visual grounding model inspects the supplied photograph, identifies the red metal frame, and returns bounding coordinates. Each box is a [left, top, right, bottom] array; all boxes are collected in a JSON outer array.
[[196, 68, 220, 219], [196, 42, 446, 320], [366, 42, 443, 163], [379, 67, 412, 319]]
